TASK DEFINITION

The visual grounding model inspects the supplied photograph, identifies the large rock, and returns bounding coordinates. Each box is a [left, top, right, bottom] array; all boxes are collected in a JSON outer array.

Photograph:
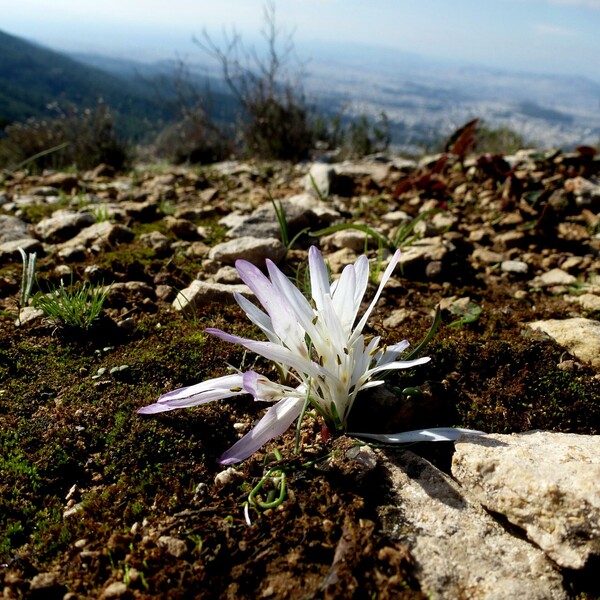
[[452, 432, 600, 569], [225, 193, 338, 239], [378, 450, 565, 599], [0, 215, 31, 243], [35, 210, 95, 242], [208, 237, 286, 265], [57, 221, 135, 253], [303, 163, 336, 198], [531, 268, 577, 288], [527, 317, 600, 368], [0, 238, 44, 263], [173, 280, 250, 314]]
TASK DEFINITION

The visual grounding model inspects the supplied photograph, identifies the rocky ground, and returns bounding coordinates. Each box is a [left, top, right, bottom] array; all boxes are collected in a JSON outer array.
[[0, 148, 599, 599]]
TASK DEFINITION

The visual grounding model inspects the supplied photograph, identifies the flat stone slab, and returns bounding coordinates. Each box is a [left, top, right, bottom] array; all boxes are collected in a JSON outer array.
[[378, 450, 565, 599], [452, 432, 600, 569]]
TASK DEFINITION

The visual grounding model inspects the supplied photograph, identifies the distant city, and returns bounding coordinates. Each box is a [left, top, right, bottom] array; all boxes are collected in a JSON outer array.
[[72, 39, 600, 153]]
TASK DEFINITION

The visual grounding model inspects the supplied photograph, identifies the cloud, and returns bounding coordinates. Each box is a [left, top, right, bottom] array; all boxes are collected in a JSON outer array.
[[533, 23, 578, 35], [547, 0, 600, 8]]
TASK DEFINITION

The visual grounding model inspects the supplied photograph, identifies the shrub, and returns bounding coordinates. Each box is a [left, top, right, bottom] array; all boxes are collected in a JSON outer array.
[[475, 123, 525, 155], [153, 105, 234, 165], [0, 100, 132, 172]]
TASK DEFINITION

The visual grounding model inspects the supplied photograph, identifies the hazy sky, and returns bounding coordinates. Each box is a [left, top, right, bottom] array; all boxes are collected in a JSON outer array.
[[3, 0, 600, 81]]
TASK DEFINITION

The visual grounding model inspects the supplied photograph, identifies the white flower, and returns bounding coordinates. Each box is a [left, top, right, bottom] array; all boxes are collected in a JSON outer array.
[[139, 246, 482, 464]]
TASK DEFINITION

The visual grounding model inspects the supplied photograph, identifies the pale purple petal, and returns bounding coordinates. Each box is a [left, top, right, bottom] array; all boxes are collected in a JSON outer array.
[[138, 374, 246, 414], [349, 427, 486, 443], [236, 260, 305, 354], [207, 328, 324, 380], [265, 259, 319, 341], [219, 396, 304, 465], [233, 292, 278, 342]]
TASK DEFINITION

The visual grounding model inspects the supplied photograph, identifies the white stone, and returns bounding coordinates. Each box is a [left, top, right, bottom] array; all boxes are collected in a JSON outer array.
[[532, 268, 577, 288], [173, 280, 250, 313], [567, 293, 600, 313], [34, 210, 95, 242], [527, 317, 600, 367], [452, 432, 600, 569], [208, 236, 285, 265], [158, 535, 188, 558], [304, 162, 336, 198], [501, 260, 529, 274], [397, 236, 449, 266], [57, 221, 134, 252], [214, 466, 243, 487]]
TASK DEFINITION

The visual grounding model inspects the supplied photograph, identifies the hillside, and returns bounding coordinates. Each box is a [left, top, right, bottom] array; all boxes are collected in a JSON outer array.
[[0, 29, 172, 139]]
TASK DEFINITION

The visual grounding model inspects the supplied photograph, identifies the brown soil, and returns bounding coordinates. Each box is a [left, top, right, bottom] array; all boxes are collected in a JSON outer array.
[[1, 150, 599, 599]]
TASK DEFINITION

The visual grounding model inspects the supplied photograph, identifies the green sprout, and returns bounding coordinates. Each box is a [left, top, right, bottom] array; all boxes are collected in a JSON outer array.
[[269, 192, 309, 253], [33, 277, 112, 330], [311, 208, 442, 251]]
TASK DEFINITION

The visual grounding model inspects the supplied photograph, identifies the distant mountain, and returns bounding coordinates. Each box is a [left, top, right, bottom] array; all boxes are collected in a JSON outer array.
[[0, 29, 173, 139], [3, 28, 598, 151]]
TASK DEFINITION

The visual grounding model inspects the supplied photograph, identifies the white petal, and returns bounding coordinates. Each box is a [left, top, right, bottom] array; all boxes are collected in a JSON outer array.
[[367, 356, 431, 376], [308, 245, 331, 311], [234, 292, 278, 341], [219, 396, 304, 464], [331, 264, 357, 333], [242, 371, 302, 402], [351, 249, 401, 344], [349, 427, 486, 443]]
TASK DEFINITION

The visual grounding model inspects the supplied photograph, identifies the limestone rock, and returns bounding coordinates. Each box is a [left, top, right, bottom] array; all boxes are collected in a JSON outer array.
[[100, 581, 128, 599], [565, 176, 600, 207], [208, 236, 285, 265], [320, 229, 369, 252], [397, 236, 452, 275], [225, 193, 337, 239], [0, 215, 31, 243], [139, 230, 172, 256], [304, 162, 336, 198], [0, 238, 44, 262], [164, 216, 199, 240], [158, 535, 188, 558], [527, 317, 600, 367], [334, 160, 391, 185], [378, 450, 565, 599], [501, 259, 529, 275], [35, 210, 95, 242], [173, 280, 250, 314], [532, 268, 578, 288], [452, 432, 600, 569], [567, 292, 600, 313], [471, 248, 506, 265], [57, 221, 135, 252]]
